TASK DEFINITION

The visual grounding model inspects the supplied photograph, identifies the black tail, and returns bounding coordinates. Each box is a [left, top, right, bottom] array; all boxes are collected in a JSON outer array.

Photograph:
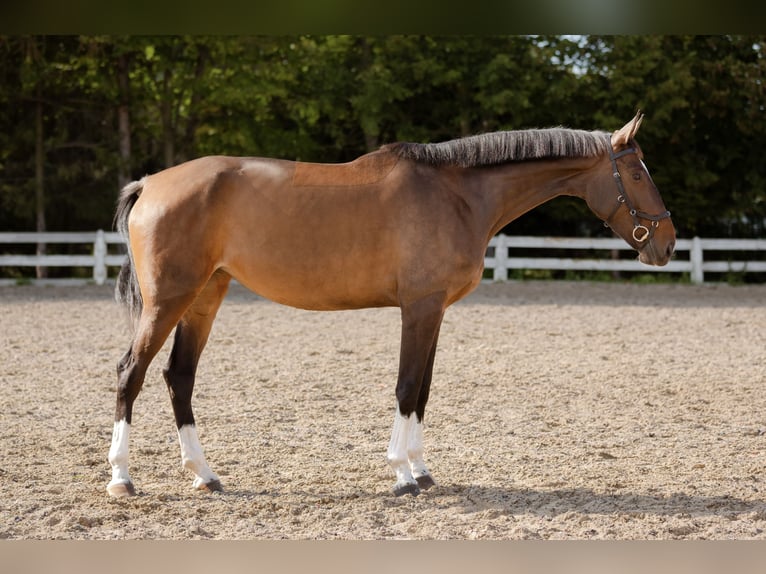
[[113, 179, 144, 329]]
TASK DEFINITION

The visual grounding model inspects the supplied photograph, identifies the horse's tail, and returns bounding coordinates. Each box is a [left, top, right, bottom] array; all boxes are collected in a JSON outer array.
[[113, 179, 144, 329]]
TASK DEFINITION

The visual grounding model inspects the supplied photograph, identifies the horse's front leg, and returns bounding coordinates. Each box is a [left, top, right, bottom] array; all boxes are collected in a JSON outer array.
[[387, 407, 419, 496], [387, 409, 435, 495], [387, 295, 444, 496], [407, 409, 436, 490]]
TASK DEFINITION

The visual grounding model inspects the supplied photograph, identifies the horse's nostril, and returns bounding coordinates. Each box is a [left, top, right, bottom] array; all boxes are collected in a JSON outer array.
[[666, 241, 676, 258]]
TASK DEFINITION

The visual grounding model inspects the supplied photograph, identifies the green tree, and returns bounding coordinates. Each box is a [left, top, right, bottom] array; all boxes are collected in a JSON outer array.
[[580, 35, 766, 237], [1, 34, 765, 246]]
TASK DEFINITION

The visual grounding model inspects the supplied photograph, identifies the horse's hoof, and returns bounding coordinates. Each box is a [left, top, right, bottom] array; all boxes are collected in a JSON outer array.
[[197, 479, 223, 493], [106, 481, 136, 498], [415, 474, 436, 490], [393, 482, 420, 497]]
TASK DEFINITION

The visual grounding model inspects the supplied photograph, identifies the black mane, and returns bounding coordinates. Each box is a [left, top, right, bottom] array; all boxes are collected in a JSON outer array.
[[381, 128, 611, 167]]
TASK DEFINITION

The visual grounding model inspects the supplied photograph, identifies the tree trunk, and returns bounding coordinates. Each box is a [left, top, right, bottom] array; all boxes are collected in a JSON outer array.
[[116, 52, 132, 192], [180, 43, 209, 162], [161, 68, 174, 168], [358, 38, 379, 153], [35, 87, 47, 279], [161, 103, 174, 168], [364, 133, 379, 152]]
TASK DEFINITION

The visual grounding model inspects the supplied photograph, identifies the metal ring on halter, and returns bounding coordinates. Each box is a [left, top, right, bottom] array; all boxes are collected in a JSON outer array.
[[633, 225, 650, 243]]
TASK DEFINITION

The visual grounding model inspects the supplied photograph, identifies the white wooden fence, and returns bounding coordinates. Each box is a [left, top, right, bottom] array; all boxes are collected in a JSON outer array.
[[484, 235, 766, 284], [0, 231, 125, 286], [1, 231, 765, 286]]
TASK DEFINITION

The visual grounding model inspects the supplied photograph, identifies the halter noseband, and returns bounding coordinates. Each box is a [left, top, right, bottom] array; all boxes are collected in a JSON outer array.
[[603, 146, 671, 243]]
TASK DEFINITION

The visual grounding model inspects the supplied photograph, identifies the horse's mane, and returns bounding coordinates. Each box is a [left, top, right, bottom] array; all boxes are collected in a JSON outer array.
[[381, 128, 611, 167]]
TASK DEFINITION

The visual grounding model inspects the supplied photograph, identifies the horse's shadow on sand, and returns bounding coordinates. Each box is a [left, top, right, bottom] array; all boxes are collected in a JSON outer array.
[[429, 484, 765, 518], [221, 483, 765, 518]]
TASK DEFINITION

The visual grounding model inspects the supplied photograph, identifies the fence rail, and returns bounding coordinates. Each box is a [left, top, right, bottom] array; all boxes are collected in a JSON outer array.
[[485, 235, 766, 284], [1, 231, 765, 286], [0, 231, 125, 286]]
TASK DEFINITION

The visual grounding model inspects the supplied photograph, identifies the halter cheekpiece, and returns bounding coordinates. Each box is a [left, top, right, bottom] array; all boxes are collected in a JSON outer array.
[[603, 146, 671, 243]]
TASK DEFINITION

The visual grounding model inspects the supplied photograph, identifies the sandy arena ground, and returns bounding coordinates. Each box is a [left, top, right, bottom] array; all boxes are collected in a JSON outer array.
[[1, 280, 766, 539]]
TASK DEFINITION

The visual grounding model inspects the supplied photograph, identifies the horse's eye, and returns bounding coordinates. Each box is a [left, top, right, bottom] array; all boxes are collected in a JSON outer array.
[[632, 173, 641, 181]]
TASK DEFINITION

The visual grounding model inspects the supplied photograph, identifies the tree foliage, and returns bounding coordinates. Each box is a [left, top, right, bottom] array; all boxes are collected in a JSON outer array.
[[0, 35, 764, 239]]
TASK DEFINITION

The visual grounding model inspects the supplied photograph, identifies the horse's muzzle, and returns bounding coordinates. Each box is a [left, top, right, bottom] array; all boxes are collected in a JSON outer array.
[[638, 237, 675, 267]]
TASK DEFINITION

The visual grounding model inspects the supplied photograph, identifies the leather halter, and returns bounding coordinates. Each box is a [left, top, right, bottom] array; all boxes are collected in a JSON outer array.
[[603, 146, 671, 243]]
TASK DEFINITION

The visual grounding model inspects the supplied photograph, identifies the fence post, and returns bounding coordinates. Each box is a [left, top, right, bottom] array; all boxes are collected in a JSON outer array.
[[690, 236, 704, 285], [93, 229, 107, 285], [494, 234, 509, 281]]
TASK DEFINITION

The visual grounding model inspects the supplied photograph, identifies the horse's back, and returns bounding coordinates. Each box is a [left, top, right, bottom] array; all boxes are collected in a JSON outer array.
[[137, 151, 402, 207], [140, 155, 292, 200], [292, 150, 399, 187]]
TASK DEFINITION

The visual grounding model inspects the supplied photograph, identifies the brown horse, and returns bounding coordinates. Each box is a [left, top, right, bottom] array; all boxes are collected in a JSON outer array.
[[107, 111, 674, 497]]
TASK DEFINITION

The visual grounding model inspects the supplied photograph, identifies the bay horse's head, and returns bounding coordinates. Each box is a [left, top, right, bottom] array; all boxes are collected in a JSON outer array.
[[586, 112, 675, 266]]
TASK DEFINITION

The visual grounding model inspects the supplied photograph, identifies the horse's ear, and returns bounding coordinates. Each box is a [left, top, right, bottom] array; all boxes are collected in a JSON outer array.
[[611, 110, 644, 149]]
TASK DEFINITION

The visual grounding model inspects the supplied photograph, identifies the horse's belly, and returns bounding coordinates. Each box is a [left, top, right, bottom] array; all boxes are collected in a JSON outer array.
[[224, 258, 399, 311]]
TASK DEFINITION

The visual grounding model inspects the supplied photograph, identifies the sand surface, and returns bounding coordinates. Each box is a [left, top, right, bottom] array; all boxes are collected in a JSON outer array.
[[1, 280, 766, 539]]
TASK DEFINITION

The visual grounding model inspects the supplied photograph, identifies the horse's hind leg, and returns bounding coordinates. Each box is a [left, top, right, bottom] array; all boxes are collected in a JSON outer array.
[[163, 271, 231, 492], [108, 294, 198, 497]]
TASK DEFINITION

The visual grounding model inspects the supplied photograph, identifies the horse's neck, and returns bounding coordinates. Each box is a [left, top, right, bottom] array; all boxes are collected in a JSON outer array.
[[477, 155, 600, 238]]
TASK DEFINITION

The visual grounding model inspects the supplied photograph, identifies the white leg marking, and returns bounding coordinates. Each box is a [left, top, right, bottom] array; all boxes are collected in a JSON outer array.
[[387, 407, 418, 493], [107, 419, 133, 491], [407, 417, 432, 483], [177, 424, 220, 490]]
